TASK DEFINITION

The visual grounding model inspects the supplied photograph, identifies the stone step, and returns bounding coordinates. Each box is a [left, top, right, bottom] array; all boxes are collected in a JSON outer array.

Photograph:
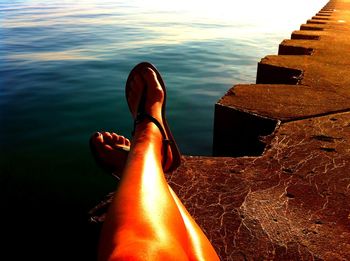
[[257, 55, 305, 84], [213, 84, 349, 156], [278, 39, 316, 55], [316, 12, 333, 16], [300, 24, 325, 31], [312, 15, 331, 20], [291, 30, 322, 40], [306, 19, 327, 24]]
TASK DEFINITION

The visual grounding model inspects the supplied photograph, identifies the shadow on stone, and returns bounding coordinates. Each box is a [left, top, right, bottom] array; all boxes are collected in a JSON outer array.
[[213, 104, 278, 157]]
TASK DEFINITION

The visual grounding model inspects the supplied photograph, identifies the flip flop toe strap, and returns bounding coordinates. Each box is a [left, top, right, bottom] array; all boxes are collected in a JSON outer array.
[[133, 113, 171, 170]]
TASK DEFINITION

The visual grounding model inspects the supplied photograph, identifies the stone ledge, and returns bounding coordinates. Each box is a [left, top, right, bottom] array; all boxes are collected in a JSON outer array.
[[256, 61, 303, 84], [213, 102, 277, 156], [213, 83, 349, 156], [316, 12, 333, 17], [278, 39, 316, 55], [90, 112, 350, 260], [291, 30, 322, 40], [307, 19, 328, 24], [311, 16, 331, 20], [171, 112, 350, 260], [318, 10, 334, 14], [300, 24, 326, 31], [215, 0, 350, 156], [210, 6, 350, 260], [216, 84, 349, 121]]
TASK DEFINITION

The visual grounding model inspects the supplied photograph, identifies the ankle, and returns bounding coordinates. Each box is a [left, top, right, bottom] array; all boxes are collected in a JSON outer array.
[[133, 121, 162, 144]]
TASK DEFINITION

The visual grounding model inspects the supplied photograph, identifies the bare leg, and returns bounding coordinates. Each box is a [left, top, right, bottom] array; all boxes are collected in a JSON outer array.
[[168, 188, 219, 261], [92, 132, 219, 261], [98, 68, 189, 260], [97, 67, 219, 260]]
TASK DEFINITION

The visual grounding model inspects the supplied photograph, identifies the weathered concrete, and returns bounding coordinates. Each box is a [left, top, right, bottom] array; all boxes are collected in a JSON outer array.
[[214, 0, 350, 156], [171, 112, 350, 260], [91, 1, 350, 260]]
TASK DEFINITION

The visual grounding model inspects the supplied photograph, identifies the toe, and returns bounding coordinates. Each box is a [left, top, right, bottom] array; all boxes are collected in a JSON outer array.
[[111, 133, 120, 143], [104, 144, 114, 152], [103, 132, 113, 144], [91, 132, 103, 145], [111, 133, 127, 146], [119, 135, 126, 145], [95, 136, 113, 154]]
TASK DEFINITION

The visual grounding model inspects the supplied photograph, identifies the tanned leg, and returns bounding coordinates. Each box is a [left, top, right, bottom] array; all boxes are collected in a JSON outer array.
[[98, 68, 190, 260], [92, 132, 219, 261]]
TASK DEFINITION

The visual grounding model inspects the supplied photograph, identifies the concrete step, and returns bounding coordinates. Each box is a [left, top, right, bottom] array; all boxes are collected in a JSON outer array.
[[300, 24, 325, 31], [291, 30, 322, 40], [306, 19, 327, 24], [216, 84, 349, 121], [257, 55, 305, 84], [311, 16, 331, 20], [278, 39, 316, 55], [213, 84, 349, 156], [316, 12, 333, 17]]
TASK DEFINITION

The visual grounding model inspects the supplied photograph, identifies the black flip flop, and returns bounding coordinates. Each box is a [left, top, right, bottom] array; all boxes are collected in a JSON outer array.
[[125, 62, 181, 173]]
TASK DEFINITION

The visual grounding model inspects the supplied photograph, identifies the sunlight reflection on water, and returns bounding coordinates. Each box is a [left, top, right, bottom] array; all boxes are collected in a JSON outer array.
[[3, 0, 328, 60]]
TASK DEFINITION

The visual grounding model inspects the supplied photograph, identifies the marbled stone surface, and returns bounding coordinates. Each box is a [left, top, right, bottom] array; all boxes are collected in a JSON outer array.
[[170, 112, 350, 260]]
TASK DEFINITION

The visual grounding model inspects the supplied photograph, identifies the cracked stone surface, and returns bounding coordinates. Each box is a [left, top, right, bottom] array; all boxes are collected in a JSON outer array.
[[169, 112, 350, 260]]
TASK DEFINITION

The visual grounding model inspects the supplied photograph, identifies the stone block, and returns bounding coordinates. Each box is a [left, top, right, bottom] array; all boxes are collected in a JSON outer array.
[[213, 102, 277, 156], [300, 24, 325, 31], [278, 40, 314, 55], [291, 30, 322, 40], [256, 56, 303, 84]]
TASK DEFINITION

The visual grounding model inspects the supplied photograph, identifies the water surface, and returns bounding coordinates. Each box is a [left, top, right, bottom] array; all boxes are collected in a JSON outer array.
[[0, 0, 327, 259]]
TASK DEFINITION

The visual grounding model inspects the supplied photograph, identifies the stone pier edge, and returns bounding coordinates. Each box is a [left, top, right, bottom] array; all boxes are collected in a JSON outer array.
[[213, 0, 350, 157], [168, 0, 350, 259]]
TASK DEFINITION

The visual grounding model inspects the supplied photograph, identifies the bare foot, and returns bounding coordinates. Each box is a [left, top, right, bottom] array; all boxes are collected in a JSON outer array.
[[127, 67, 165, 129], [126, 65, 174, 170], [90, 131, 130, 175], [90, 64, 180, 176]]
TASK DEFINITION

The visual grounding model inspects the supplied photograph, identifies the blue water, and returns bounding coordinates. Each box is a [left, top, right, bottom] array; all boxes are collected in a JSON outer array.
[[0, 0, 327, 259]]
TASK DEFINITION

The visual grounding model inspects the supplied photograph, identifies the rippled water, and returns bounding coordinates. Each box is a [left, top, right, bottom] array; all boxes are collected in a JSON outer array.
[[0, 0, 327, 259]]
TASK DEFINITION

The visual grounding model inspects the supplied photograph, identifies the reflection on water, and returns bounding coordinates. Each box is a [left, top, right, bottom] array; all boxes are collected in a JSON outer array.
[[8, 50, 100, 61], [3, 0, 328, 59], [0, 0, 327, 259]]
